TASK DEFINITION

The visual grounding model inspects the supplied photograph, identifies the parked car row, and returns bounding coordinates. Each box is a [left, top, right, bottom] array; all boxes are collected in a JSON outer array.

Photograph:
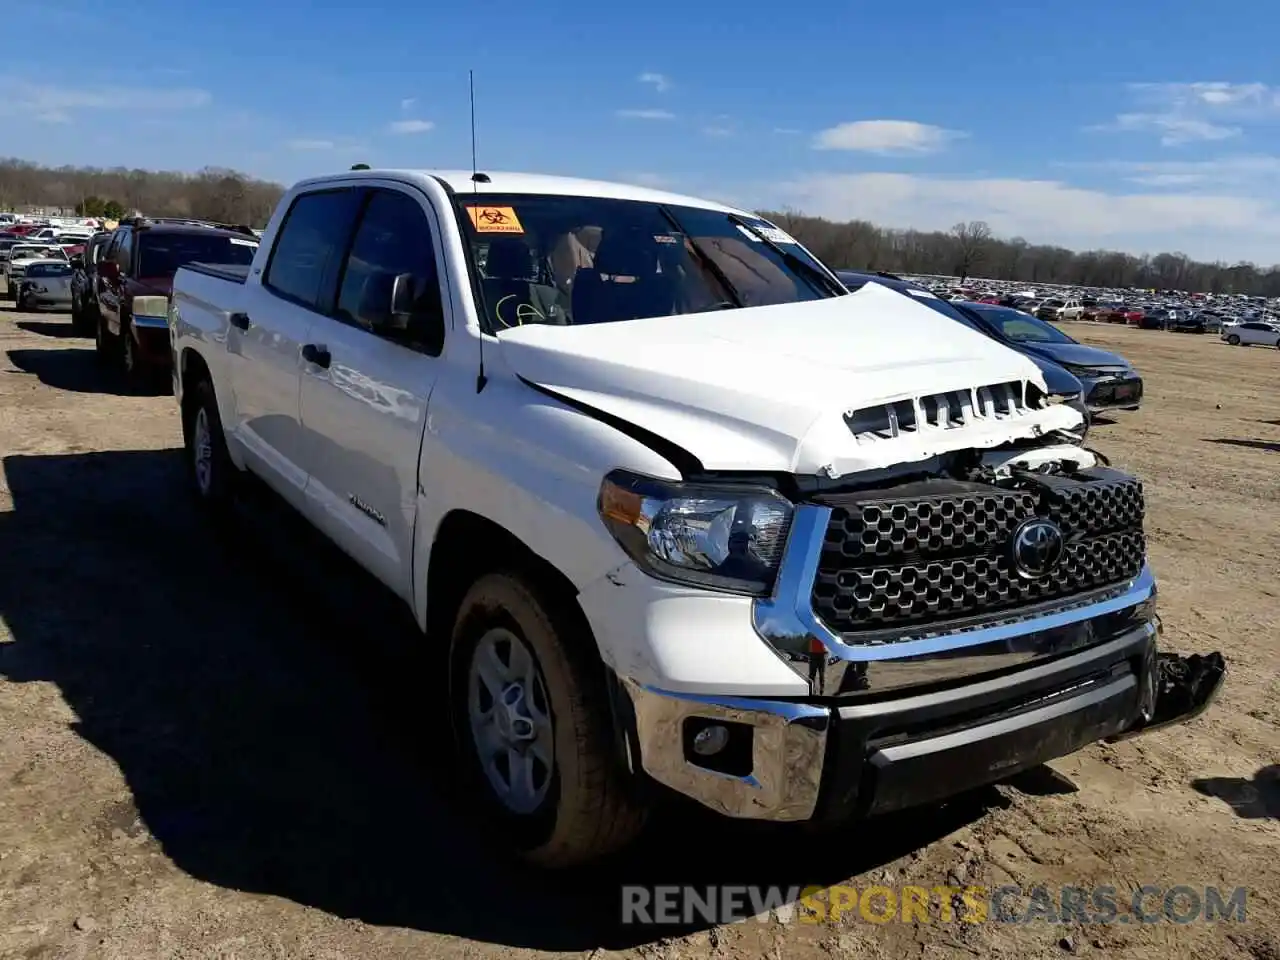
[[2, 215, 260, 387], [914, 275, 1274, 335]]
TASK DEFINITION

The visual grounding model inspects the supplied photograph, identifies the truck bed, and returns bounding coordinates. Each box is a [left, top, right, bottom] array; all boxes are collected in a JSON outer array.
[[182, 262, 249, 284]]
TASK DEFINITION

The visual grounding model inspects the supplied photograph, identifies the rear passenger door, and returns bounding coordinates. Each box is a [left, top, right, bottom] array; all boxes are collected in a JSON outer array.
[[297, 184, 449, 599], [230, 187, 362, 508]]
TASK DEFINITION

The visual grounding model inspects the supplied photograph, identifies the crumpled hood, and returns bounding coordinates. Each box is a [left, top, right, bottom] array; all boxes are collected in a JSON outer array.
[[497, 282, 1085, 478], [1019, 340, 1131, 370]]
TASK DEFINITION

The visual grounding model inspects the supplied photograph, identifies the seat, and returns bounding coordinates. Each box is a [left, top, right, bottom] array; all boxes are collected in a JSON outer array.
[[570, 229, 675, 325], [482, 237, 538, 327]]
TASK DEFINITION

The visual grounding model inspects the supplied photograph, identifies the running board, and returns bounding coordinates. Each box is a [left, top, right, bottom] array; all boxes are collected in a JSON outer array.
[[1107, 651, 1226, 742]]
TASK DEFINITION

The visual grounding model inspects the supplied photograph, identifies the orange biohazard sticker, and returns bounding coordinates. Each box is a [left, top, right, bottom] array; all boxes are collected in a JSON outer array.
[[466, 205, 524, 233]]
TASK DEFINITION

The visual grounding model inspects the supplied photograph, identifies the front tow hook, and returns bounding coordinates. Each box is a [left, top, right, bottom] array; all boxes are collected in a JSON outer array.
[[1107, 651, 1227, 743]]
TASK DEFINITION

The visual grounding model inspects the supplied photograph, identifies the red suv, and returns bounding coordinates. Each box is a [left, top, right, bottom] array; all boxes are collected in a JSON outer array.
[[94, 218, 259, 387]]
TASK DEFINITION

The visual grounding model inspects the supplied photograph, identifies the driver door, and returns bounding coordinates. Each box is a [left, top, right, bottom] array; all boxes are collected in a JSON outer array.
[[297, 185, 449, 598]]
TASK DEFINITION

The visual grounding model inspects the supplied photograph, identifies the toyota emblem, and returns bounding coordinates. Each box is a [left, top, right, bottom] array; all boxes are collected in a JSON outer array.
[[1011, 518, 1065, 579]]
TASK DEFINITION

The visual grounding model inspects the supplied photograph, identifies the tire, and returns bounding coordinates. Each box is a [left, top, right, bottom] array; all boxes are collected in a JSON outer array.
[[70, 299, 93, 337], [182, 377, 236, 511], [1227, 334, 1240, 346], [94, 313, 118, 364], [449, 572, 646, 868]]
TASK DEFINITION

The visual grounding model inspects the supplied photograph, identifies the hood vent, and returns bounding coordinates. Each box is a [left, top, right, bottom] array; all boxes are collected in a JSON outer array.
[[844, 380, 1028, 444]]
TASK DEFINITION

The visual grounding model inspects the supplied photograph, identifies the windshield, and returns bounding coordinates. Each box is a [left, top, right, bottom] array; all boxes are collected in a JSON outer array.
[[454, 194, 839, 330], [966, 304, 1076, 344], [137, 232, 258, 277], [26, 262, 72, 277]]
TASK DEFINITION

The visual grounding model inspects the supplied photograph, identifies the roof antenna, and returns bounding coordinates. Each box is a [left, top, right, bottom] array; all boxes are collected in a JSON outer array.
[[470, 69, 489, 393]]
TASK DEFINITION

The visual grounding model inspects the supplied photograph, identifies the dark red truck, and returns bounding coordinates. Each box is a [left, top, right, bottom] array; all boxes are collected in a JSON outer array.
[[94, 217, 259, 387]]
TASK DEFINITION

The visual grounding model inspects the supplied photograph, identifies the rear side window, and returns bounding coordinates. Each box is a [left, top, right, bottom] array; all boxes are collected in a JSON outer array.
[[264, 189, 362, 311], [113, 228, 133, 273]]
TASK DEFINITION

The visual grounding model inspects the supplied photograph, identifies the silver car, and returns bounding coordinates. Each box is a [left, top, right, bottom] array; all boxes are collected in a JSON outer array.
[[15, 259, 75, 311]]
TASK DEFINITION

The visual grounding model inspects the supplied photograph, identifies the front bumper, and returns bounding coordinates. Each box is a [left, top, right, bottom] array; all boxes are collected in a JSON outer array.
[[1083, 373, 1143, 412], [619, 616, 1224, 822], [129, 315, 174, 368]]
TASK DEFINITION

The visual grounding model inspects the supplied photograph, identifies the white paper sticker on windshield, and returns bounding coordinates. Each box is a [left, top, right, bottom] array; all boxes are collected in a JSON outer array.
[[230, 237, 259, 247], [906, 287, 941, 299], [736, 224, 763, 242], [757, 226, 797, 245]]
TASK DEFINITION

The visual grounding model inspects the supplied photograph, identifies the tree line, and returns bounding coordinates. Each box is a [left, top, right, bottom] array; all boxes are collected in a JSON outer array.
[[0, 158, 283, 228], [759, 212, 1280, 297], [4, 157, 1278, 295]]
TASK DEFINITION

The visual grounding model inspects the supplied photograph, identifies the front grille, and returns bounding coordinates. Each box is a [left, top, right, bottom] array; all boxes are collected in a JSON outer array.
[[810, 468, 1145, 640]]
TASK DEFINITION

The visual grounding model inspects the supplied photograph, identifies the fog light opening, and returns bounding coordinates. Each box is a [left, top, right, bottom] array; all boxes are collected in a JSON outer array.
[[682, 717, 754, 777], [692, 724, 729, 756]]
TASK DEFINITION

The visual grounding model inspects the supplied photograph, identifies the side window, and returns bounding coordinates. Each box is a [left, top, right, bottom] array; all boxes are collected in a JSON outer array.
[[114, 229, 133, 273], [334, 189, 445, 354], [264, 189, 362, 312]]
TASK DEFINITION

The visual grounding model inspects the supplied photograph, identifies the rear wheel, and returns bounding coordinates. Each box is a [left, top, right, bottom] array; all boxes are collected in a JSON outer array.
[[182, 378, 235, 511], [450, 572, 646, 868]]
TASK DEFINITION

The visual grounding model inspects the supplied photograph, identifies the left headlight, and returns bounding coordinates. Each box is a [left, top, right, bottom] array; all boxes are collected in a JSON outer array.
[[597, 469, 794, 596]]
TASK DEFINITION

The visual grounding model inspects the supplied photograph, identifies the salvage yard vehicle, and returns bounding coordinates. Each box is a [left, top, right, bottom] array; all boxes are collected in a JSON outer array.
[[94, 217, 258, 386], [69, 231, 111, 336], [169, 169, 1225, 868], [14, 258, 74, 311], [2, 243, 68, 301], [957, 302, 1144, 414], [1222, 320, 1280, 348]]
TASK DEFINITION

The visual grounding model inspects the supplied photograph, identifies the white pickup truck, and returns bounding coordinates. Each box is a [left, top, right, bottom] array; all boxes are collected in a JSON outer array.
[[169, 170, 1224, 867]]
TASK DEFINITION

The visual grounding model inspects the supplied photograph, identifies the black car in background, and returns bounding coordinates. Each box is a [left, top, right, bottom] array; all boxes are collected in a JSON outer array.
[[69, 231, 112, 336], [956, 302, 1143, 414], [835, 271, 1092, 436]]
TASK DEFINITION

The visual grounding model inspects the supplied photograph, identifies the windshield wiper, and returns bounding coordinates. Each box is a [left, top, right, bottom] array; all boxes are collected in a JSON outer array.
[[726, 214, 845, 298], [658, 206, 744, 309]]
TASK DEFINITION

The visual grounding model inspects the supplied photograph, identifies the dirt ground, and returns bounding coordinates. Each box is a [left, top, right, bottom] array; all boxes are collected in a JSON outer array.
[[0, 294, 1276, 960]]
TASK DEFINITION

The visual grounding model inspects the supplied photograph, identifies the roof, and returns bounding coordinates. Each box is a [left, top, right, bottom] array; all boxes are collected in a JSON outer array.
[[291, 168, 749, 216]]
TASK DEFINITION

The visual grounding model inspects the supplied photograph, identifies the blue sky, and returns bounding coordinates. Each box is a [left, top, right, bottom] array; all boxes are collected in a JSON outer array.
[[5, 0, 1280, 263]]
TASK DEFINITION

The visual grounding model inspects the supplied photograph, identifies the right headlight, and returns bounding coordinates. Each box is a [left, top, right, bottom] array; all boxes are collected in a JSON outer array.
[[597, 470, 794, 596]]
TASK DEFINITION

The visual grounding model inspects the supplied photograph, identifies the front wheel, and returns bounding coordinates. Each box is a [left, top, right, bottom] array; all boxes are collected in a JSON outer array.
[[1227, 334, 1241, 345], [450, 572, 647, 868]]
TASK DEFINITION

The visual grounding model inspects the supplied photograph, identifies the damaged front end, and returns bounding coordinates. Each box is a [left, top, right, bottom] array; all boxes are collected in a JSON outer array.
[[1108, 650, 1227, 742]]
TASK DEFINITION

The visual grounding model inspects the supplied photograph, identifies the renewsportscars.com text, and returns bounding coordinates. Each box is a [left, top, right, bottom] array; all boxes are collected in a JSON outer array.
[[621, 884, 1249, 926]]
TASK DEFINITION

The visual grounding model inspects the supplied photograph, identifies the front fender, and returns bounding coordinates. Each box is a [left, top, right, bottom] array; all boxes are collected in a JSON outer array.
[[412, 366, 682, 633]]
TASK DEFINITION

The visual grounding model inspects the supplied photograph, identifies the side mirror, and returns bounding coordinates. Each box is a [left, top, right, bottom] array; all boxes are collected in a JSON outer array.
[[69, 255, 84, 269]]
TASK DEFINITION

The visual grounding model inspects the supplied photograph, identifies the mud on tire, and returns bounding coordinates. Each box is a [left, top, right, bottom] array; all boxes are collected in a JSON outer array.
[[449, 571, 647, 868]]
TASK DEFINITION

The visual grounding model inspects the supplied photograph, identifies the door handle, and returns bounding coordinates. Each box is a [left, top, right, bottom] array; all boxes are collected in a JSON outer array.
[[229, 312, 251, 331], [301, 343, 331, 369]]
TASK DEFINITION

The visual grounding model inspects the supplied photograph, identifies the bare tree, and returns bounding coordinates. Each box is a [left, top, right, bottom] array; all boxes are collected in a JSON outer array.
[[950, 220, 992, 283]]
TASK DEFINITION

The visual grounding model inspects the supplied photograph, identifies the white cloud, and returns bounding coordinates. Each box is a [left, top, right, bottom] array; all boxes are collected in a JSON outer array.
[[624, 172, 675, 188], [388, 119, 434, 134], [812, 120, 965, 155], [773, 127, 801, 135], [400, 97, 416, 111], [286, 139, 336, 150], [0, 79, 211, 119], [637, 72, 672, 93], [615, 108, 675, 120], [1090, 82, 1280, 147], [702, 115, 734, 137], [1065, 155, 1280, 188], [762, 171, 1280, 261], [1098, 113, 1240, 146]]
